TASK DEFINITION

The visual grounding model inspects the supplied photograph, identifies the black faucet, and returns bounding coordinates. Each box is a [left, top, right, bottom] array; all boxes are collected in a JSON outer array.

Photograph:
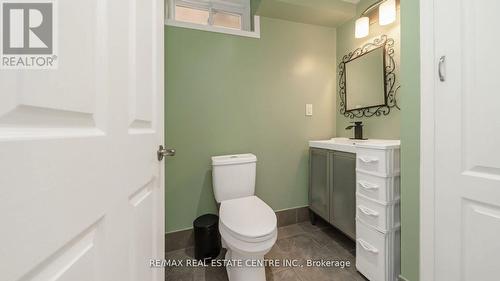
[[345, 121, 365, 140]]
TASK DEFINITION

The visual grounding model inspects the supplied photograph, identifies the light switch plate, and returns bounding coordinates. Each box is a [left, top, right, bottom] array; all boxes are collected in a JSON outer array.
[[306, 104, 313, 116]]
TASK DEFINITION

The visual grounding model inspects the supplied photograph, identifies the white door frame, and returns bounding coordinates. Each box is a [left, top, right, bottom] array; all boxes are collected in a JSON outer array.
[[420, 0, 436, 280]]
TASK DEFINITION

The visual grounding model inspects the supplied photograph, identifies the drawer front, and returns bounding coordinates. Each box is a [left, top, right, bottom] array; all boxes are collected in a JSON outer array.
[[356, 172, 400, 203], [356, 193, 400, 231], [357, 148, 398, 177], [356, 148, 388, 176], [356, 221, 387, 281]]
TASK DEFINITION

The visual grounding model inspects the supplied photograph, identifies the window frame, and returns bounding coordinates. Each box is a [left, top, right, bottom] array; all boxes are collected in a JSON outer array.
[[210, 9, 243, 30], [165, 0, 260, 38], [174, 4, 211, 26]]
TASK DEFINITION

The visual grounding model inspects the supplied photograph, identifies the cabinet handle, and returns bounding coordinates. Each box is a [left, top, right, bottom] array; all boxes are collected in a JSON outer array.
[[358, 239, 379, 254], [358, 156, 379, 163], [438, 56, 446, 82], [358, 181, 379, 190], [358, 205, 379, 217]]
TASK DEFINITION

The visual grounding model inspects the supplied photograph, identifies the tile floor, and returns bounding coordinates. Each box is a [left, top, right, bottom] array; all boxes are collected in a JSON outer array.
[[165, 219, 368, 281]]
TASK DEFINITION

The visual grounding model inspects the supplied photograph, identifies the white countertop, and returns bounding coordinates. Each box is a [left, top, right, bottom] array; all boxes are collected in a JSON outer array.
[[309, 138, 400, 153]]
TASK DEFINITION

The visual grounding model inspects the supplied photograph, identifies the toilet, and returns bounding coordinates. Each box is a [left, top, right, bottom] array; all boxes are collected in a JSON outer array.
[[212, 154, 277, 281]]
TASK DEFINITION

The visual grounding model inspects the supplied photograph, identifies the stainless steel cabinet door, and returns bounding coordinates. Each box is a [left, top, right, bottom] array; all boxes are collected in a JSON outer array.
[[331, 151, 356, 239], [309, 148, 330, 221]]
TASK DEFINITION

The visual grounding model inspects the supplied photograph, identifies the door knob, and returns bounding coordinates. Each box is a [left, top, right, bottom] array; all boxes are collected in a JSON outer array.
[[157, 145, 175, 161]]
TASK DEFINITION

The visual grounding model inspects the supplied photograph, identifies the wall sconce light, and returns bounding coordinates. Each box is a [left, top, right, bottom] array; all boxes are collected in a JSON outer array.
[[379, 0, 396, 25], [355, 17, 369, 38], [354, 0, 397, 38]]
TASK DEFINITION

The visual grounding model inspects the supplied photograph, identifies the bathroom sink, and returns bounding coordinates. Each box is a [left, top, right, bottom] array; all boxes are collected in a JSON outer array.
[[309, 138, 358, 153], [331, 138, 366, 145], [309, 138, 400, 153]]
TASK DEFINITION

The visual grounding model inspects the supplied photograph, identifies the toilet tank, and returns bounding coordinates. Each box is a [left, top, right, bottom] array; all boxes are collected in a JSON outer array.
[[211, 154, 257, 203]]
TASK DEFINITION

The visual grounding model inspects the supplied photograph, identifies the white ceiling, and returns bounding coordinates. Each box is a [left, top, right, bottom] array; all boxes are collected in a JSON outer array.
[[254, 0, 360, 27]]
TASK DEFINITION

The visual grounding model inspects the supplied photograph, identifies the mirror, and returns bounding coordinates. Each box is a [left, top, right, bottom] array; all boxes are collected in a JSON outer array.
[[345, 47, 385, 110], [339, 35, 399, 118]]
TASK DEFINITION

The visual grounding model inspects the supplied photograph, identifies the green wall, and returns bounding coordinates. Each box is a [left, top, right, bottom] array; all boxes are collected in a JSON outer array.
[[335, 0, 401, 139], [400, 0, 420, 280], [336, 1, 422, 280], [165, 17, 337, 232]]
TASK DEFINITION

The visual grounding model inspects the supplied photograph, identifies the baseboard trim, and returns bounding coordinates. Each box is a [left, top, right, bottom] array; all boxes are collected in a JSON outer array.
[[165, 228, 194, 253], [165, 206, 310, 252], [276, 206, 309, 227]]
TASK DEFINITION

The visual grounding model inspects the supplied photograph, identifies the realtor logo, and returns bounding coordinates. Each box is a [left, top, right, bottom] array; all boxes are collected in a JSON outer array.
[[1, 0, 57, 69]]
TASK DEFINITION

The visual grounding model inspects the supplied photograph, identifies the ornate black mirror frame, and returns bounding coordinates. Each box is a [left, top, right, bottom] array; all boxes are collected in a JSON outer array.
[[339, 35, 400, 118]]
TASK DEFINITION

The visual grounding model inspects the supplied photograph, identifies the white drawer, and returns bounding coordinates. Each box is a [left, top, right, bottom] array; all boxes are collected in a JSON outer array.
[[356, 220, 401, 281], [356, 171, 400, 203], [356, 147, 400, 177], [356, 193, 400, 231]]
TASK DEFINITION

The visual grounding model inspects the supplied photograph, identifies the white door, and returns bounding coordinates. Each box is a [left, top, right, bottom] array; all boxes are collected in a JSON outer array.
[[432, 0, 500, 280], [0, 0, 165, 280]]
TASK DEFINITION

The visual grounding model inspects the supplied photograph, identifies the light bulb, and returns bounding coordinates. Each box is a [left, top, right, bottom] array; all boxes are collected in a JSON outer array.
[[355, 17, 369, 38], [379, 0, 396, 25]]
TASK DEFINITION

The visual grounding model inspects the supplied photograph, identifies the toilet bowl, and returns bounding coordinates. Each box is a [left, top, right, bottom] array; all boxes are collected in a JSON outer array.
[[212, 154, 277, 281]]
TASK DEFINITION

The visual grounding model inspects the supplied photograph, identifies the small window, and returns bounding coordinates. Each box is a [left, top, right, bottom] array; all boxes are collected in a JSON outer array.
[[212, 10, 242, 30], [168, 0, 251, 32], [175, 5, 210, 25]]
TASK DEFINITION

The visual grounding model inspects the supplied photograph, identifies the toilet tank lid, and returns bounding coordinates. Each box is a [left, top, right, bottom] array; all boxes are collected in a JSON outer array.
[[211, 154, 257, 166]]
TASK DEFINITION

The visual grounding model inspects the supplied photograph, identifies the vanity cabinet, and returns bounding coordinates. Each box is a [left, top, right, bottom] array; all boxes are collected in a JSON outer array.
[[309, 148, 356, 240], [309, 138, 401, 281]]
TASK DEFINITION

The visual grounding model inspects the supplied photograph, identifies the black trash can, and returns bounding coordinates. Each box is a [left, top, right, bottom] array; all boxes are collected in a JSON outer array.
[[193, 214, 221, 261]]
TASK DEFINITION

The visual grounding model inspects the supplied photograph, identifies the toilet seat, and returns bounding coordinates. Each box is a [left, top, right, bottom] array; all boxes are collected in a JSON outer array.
[[219, 196, 277, 243]]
